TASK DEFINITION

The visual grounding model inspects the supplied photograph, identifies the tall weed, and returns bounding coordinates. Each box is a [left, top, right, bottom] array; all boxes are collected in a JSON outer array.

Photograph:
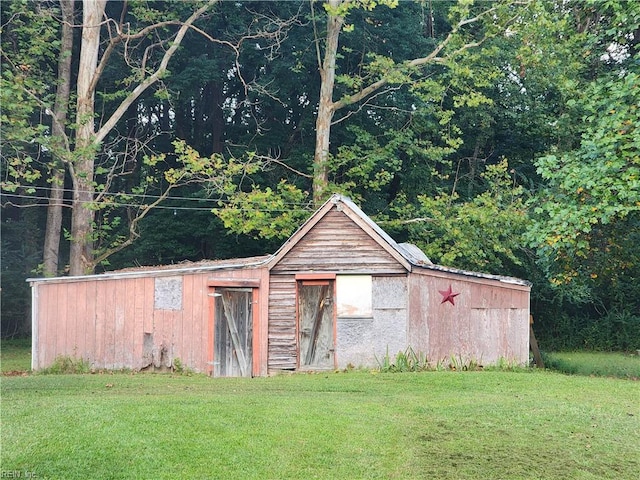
[[376, 347, 429, 372], [38, 355, 91, 374]]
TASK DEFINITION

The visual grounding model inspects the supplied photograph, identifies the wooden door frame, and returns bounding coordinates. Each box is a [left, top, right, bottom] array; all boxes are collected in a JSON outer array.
[[295, 273, 337, 370], [207, 279, 260, 377]]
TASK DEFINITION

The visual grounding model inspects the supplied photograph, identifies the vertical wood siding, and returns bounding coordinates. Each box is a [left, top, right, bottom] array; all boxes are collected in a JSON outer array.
[[407, 270, 530, 366], [31, 197, 530, 375], [32, 266, 269, 374]]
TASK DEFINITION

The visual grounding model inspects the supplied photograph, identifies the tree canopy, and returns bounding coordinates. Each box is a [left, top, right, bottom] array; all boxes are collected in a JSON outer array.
[[2, 0, 638, 348]]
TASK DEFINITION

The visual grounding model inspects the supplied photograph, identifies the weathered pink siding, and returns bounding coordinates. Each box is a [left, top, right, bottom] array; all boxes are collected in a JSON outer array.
[[271, 209, 406, 275], [31, 264, 270, 375], [407, 269, 530, 366], [31, 195, 531, 375]]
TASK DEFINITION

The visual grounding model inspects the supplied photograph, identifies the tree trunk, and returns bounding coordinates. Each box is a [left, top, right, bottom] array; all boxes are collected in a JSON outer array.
[[69, 0, 106, 275], [313, 1, 344, 206], [43, 0, 74, 277], [66, 0, 215, 275], [209, 81, 225, 154]]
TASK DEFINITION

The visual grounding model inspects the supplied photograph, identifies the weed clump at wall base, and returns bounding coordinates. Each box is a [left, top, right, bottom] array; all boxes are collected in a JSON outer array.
[[38, 355, 91, 374], [375, 348, 528, 373], [376, 347, 430, 373]]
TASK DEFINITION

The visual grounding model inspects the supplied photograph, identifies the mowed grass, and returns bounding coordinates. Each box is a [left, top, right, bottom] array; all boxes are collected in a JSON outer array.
[[544, 351, 640, 379], [2, 370, 639, 479]]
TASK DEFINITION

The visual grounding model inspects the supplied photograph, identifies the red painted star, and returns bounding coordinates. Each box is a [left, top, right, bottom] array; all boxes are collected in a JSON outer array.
[[439, 285, 460, 305]]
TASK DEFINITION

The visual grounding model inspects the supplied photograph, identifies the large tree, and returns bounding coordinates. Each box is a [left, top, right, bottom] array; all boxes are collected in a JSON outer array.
[[42, 0, 74, 277], [524, 0, 640, 307], [2, 0, 219, 275], [214, 0, 533, 236], [68, 0, 218, 275]]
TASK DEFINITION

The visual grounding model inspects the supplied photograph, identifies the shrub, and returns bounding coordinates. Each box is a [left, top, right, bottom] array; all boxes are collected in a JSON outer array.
[[537, 309, 640, 351]]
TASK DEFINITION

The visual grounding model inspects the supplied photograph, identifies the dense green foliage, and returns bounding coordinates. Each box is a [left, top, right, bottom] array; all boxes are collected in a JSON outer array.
[[1, 0, 638, 350]]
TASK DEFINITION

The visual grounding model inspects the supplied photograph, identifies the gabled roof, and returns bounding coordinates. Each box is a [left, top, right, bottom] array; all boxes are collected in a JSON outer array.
[[267, 194, 431, 272]]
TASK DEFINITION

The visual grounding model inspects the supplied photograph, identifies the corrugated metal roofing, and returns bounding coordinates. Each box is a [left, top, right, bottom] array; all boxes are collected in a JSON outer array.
[[27, 255, 271, 284]]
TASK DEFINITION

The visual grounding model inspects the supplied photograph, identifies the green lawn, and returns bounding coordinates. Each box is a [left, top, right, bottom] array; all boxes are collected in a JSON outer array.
[[544, 351, 640, 379], [2, 370, 639, 479]]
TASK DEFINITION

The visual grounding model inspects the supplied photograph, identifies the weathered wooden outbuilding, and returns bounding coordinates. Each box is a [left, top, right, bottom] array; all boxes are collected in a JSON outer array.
[[29, 194, 531, 376]]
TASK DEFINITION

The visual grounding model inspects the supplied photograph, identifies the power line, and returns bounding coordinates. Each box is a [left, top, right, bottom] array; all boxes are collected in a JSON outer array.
[[1, 184, 311, 207], [0, 192, 310, 213], [17, 185, 223, 203]]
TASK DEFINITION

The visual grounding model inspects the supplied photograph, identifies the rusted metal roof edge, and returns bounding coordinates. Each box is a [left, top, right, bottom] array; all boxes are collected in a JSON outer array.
[[412, 262, 532, 288], [26, 256, 272, 285]]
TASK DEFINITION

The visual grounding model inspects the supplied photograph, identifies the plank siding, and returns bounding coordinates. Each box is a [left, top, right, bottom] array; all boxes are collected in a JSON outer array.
[[74, 281, 85, 361], [57, 282, 69, 361], [31, 195, 531, 374], [133, 278, 145, 370], [114, 279, 127, 368], [106, 280, 119, 368], [38, 284, 51, 366], [122, 280, 135, 368], [84, 281, 97, 366], [407, 270, 530, 366], [192, 276, 205, 372], [268, 274, 297, 370], [181, 275, 194, 369], [268, 209, 407, 371], [271, 210, 406, 275]]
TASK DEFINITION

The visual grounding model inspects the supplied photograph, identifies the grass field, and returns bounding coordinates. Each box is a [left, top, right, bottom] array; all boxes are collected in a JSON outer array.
[[2, 340, 639, 479], [544, 351, 640, 380], [2, 368, 639, 479]]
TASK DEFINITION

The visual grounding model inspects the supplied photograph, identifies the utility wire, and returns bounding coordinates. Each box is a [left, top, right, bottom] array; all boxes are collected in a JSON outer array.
[[1, 184, 310, 207], [0, 192, 309, 213]]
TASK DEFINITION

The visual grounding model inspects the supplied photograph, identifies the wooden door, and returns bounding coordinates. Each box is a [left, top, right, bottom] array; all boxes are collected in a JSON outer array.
[[214, 288, 253, 377], [298, 280, 335, 369]]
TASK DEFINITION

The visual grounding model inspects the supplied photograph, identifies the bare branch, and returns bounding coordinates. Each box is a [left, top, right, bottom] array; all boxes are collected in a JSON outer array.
[[332, 85, 402, 125], [257, 155, 314, 179], [332, 1, 527, 113], [310, 0, 323, 72], [95, 0, 217, 144]]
